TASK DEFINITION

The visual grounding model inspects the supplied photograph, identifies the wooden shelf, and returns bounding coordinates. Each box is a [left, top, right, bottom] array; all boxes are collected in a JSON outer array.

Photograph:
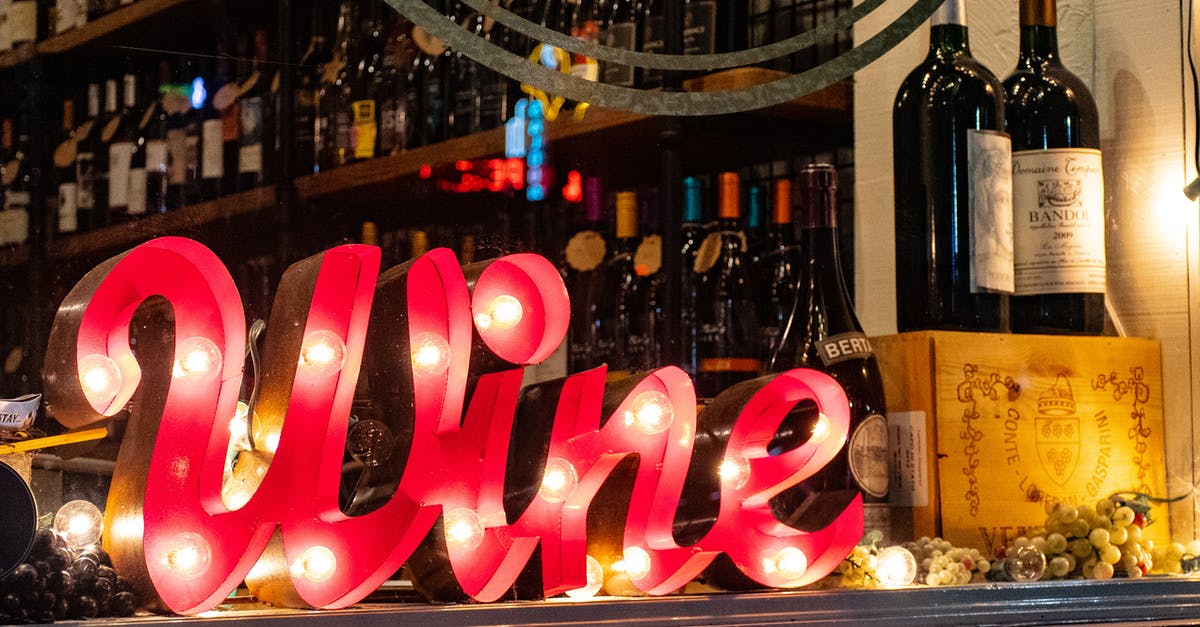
[[684, 67, 853, 121], [0, 0, 193, 67]]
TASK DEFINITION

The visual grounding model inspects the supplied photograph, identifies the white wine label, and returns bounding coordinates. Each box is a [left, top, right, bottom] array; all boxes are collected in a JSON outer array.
[[4, 190, 29, 211], [815, 331, 873, 367], [634, 234, 662, 275], [57, 182, 78, 233], [201, 119, 224, 179], [239, 144, 263, 175], [967, 129, 1014, 294], [0, 202, 29, 245], [887, 411, 928, 507], [239, 97, 264, 174], [108, 142, 133, 208], [53, 138, 77, 168], [55, 0, 77, 34], [848, 413, 889, 499], [167, 128, 187, 185], [75, 151, 95, 209], [566, 230, 606, 272], [8, 1, 35, 43], [145, 139, 168, 172], [127, 168, 147, 215], [1012, 148, 1105, 295]]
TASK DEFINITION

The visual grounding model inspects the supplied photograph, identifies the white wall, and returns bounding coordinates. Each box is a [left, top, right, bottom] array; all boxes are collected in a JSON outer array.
[[853, 0, 1197, 534]]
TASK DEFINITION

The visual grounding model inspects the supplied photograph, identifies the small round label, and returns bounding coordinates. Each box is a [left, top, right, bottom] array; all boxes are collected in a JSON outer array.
[[848, 413, 890, 499], [566, 230, 606, 272], [693, 232, 723, 274], [53, 139, 77, 168], [212, 83, 240, 112], [100, 116, 121, 143], [634, 234, 662, 275]]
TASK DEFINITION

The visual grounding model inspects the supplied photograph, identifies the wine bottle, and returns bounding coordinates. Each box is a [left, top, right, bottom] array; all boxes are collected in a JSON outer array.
[[0, 118, 30, 246], [565, 175, 609, 372], [350, 2, 383, 161], [126, 74, 149, 218], [143, 62, 172, 215], [377, 14, 414, 155], [75, 82, 102, 230], [318, 0, 356, 171], [477, 16, 511, 132], [600, 0, 637, 87], [106, 73, 139, 220], [679, 175, 706, 378], [452, 10, 486, 138], [602, 190, 650, 379], [893, 0, 1011, 332], [296, 6, 332, 174], [53, 98, 78, 234], [202, 42, 233, 200], [694, 172, 760, 398], [1004, 0, 1105, 334], [640, 0, 663, 89], [239, 30, 274, 190], [757, 178, 796, 362], [768, 164, 891, 540], [744, 182, 766, 251]]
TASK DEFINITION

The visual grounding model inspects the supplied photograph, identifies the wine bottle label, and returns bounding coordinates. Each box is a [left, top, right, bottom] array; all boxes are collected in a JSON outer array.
[[0, 0, 13, 52], [212, 83, 240, 112], [380, 99, 405, 154], [76, 151, 95, 209], [1, 193, 29, 244], [565, 230, 606, 272], [239, 97, 264, 174], [74, 119, 94, 142], [967, 129, 1015, 294], [107, 141, 134, 208], [351, 99, 376, 160], [1011, 148, 1106, 295], [862, 503, 893, 543], [848, 413, 889, 499], [238, 72, 261, 99], [693, 231, 745, 274], [601, 23, 636, 86], [101, 116, 121, 144], [887, 411, 929, 507], [685, 1, 717, 55], [127, 167, 147, 215], [334, 109, 352, 158], [815, 331, 873, 367], [201, 119, 223, 179], [138, 102, 158, 131], [635, 234, 663, 275], [641, 15, 665, 88], [53, 139, 77, 168], [166, 128, 187, 185], [57, 182, 78, 233], [145, 139, 168, 173], [8, 1, 35, 43], [56, 0, 78, 34]]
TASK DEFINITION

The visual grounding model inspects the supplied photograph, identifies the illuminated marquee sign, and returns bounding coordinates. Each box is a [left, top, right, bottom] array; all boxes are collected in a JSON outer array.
[[42, 237, 862, 614]]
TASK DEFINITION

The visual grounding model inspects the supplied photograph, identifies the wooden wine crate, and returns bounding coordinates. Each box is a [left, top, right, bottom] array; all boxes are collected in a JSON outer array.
[[872, 331, 1170, 555]]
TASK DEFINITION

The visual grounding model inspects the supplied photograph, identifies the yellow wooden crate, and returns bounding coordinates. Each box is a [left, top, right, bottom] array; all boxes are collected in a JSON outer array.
[[873, 331, 1170, 555]]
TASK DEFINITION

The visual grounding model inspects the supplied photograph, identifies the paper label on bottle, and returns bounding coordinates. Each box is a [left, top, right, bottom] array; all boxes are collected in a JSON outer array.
[[351, 99, 376, 160], [127, 168, 147, 215], [76, 150, 94, 209], [380, 100, 405, 154], [634, 234, 662, 275], [815, 331, 873, 367], [162, 93, 191, 116], [8, 1, 35, 43], [53, 139, 77, 168], [74, 119, 94, 143], [1, 160, 17, 186], [56, 0, 78, 34], [167, 128, 187, 185], [887, 411, 928, 507], [72, 0, 85, 28], [239, 97, 264, 174], [848, 413, 889, 499], [101, 116, 121, 144], [4, 190, 29, 211], [1012, 148, 1106, 295], [0, 394, 38, 430], [413, 26, 447, 56], [565, 230, 606, 272], [0, 0, 12, 52], [107, 141, 133, 208], [201, 118, 224, 179], [145, 139, 168, 172], [138, 102, 158, 131], [693, 231, 723, 274], [238, 72, 261, 99], [212, 83, 240, 112], [57, 182, 78, 233], [968, 129, 1015, 294], [0, 197, 29, 244], [601, 23, 636, 86]]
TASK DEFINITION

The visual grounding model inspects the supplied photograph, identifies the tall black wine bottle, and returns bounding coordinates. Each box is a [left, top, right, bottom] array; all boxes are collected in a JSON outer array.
[[1004, 0, 1105, 334], [894, 0, 1011, 332], [768, 164, 891, 540]]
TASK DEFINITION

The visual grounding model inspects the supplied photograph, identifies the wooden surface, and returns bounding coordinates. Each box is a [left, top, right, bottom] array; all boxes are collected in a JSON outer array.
[[874, 331, 1169, 553], [0, 0, 191, 67]]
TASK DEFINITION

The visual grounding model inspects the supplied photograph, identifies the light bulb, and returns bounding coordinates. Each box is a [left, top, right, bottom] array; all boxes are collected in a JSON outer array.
[[162, 532, 212, 579], [622, 547, 651, 580], [475, 295, 524, 332], [228, 401, 252, 451], [718, 455, 751, 490], [53, 500, 103, 551], [565, 555, 604, 599], [539, 457, 578, 503], [876, 545, 918, 588], [410, 332, 451, 377], [298, 330, 346, 376], [763, 546, 808, 584], [444, 508, 484, 552], [810, 412, 832, 444], [78, 353, 121, 409], [173, 336, 222, 380], [290, 545, 337, 583], [622, 391, 674, 435]]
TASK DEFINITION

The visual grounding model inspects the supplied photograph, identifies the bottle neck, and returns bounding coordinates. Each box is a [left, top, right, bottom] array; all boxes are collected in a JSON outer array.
[[1018, 0, 1060, 64], [929, 23, 970, 60]]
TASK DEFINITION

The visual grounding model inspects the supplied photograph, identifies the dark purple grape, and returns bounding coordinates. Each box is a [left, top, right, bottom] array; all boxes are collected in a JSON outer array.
[[108, 591, 136, 617], [0, 592, 20, 612], [78, 549, 111, 569], [45, 548, 70, 573], [11, 607, 32, 624], [33, 609, 55, 624], [30, 591, 55, 612], [52, 596, 70, 621], [96, 565, 116, 585], [44, 571, 72, 597], [91, 576, 114, 604], [5, 564, 38, 593], [30, 530, 56, 558], [31, 561, 50, 582], [70, 595, 98, 619], [69, 559, 97, 591], [114, 576, 134, 594]]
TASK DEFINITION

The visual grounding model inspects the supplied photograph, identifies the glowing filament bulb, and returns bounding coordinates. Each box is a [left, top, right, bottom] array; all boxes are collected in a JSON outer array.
[[718, 455, 751, 490], [565, 555, 605, 599], [810, 412, 832, 444], [475, 294, 524, 332], [763, 546, 808, 584], [78, 354, 121, 409], [173, 336, 222, 380], [228, 402, 251, 446], [622, 547, 652, 580], [298, 330, 346, 376], [290, 546, 337, 583], [622, 391, 674, 435], [875, 545, 918, 588], [411, 332, 451, 377], [163, 532, 212, 579], [539, 457, 578, 503], [444, 508, 484, 552], [53, 500, 103, 551]]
